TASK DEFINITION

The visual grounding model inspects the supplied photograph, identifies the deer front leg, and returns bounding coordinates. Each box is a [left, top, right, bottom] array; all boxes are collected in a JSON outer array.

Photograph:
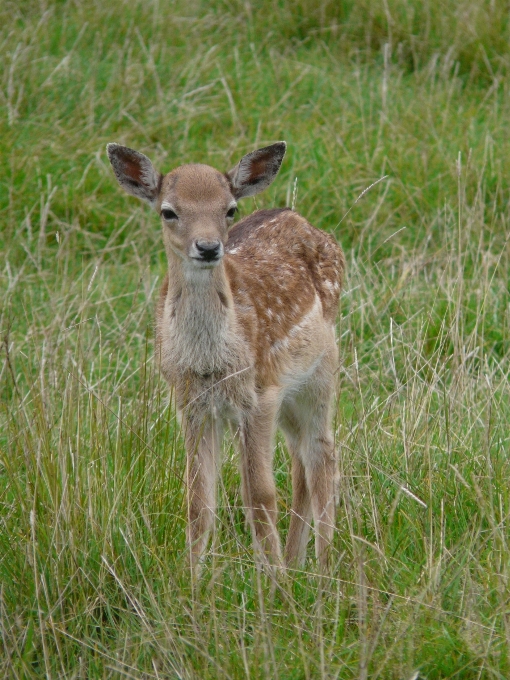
[[239, 394, 282, 564], [183, 415, 220, 572]]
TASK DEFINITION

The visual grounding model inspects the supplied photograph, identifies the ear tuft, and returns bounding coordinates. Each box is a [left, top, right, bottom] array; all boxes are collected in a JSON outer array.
[[106, 143, 161, 206], [227, 142, 286, 199]]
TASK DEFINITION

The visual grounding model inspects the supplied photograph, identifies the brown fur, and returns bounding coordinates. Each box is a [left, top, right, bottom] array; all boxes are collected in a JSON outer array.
[[107, 142, 345, 572]]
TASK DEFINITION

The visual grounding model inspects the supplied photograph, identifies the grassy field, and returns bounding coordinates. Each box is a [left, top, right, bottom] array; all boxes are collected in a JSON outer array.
[[1, 0, 510, 677]]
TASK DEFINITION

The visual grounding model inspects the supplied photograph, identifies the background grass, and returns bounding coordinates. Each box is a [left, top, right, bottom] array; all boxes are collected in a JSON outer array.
[[1, 0, 510, 677]]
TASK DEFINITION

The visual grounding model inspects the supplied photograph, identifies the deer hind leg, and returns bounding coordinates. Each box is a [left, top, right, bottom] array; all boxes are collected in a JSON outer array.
[[239, 390, 282, 564], [305, 431, 337, 569], [283, 447, 312, 567], [281, 375, 338, 569], [184, 415, 221, 572]]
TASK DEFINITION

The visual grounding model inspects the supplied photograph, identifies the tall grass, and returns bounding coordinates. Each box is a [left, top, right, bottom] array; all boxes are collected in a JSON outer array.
[[1, 1, 510, 677]]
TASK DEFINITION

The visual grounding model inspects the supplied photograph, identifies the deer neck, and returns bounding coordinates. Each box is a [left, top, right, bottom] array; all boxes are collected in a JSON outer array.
[[164, 252, 238, 375]]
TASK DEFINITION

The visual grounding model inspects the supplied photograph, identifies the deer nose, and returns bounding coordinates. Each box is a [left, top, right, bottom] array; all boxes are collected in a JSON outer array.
[[195, 240, 222, 262]]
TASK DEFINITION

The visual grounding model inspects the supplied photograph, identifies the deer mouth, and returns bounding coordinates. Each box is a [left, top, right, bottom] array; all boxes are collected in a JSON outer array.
[[190, 256, 222, 268]]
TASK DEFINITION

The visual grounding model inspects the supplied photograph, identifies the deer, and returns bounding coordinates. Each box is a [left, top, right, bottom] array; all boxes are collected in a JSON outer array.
[[107, 141, 345, 572]]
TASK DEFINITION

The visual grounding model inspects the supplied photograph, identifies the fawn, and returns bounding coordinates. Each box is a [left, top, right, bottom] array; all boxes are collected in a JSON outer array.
[[107, 141, 344, 570]]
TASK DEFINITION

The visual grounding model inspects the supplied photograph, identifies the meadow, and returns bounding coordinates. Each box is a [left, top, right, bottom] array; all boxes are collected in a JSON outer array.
[[1, 0, 510, 677]]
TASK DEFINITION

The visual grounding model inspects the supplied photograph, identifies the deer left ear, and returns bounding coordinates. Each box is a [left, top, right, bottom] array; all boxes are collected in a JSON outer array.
[[227, 142, 286, 199]]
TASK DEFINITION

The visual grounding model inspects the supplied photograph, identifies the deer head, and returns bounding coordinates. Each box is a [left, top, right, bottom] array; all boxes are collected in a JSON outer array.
[[107, 142, 286, 269]]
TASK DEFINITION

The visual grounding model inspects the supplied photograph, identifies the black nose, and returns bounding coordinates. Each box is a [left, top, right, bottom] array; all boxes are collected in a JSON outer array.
[[195, 240, 222, 262]]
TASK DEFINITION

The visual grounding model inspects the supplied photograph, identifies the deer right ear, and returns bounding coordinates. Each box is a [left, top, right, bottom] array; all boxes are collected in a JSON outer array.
[[106, 143, 161, 206]]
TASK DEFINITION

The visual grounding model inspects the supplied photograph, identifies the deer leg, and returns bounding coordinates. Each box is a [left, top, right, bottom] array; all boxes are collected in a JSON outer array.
[[184, 416, 220, 571], [239, 396, 282, 564], [284, 452, 312, 567], [305, 432, 337, 569], [281, 369, 338, 569]]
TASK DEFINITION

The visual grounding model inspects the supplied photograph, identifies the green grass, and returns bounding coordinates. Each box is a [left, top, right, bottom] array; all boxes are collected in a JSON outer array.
[[2, 1, 510, 677]]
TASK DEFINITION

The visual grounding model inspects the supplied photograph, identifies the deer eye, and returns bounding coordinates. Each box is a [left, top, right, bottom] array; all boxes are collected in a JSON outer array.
[[161, 208, 178, 221], [226, 206, 238, 219]]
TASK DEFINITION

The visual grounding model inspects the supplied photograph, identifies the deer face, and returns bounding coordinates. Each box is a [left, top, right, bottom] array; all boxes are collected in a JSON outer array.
[[157, 164, 237, 268]]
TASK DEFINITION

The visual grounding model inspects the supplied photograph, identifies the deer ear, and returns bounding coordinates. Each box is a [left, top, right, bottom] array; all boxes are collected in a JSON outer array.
[[227, 142, 286, 199], [106, 143, 161, 206]]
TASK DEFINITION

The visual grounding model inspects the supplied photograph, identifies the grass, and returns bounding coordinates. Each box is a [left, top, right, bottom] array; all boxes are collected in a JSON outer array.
[[1, 0, 510, 677]]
